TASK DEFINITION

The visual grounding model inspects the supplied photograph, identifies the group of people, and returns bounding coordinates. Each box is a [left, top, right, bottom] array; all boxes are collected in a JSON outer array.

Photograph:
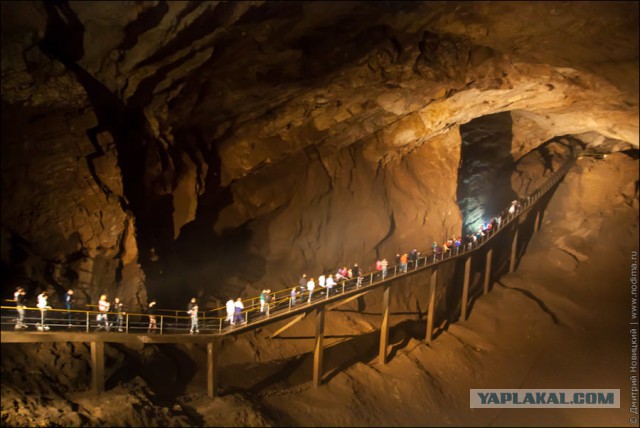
[[12, 288, 204, 334], [12, 195, 530, 334], [13, 287, 126, 332], [225, 297, 246, 326], [293, 263, 364, 306], [144, 297, 200, 334], [12, 288, 54, 331], [95, 294, 126, 332]]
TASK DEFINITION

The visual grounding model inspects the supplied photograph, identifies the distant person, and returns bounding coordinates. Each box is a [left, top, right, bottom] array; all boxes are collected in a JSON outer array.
[[298, 274, 307, 290], [409, 249, 418, 268], [381, 258, 388, 279], [291, 287, 298, 306], [260, 290, 267, 313], [325, 274, 336, 296], [233, 298, 245, 324], [260, 289, 271, 315], [264, 289, 271, 315], [113, 297, 125, 332], [508, 200, 517, 216], [226, 299, 235, 325], [434, 244, 443, 261], [65, 289, 74, 327], [400, 253, 408, 273], [36, 291, 51, 331], [352, 263, 362, 287], [454, 238, 461, 252], [443, 241, 451, 256], [339, 266, 348, 279], [307, 277, 316, 303], [14, 287, 27, 330], [147, 300, 158, 333], [351, 263, 360, 277], [187, 298, 199, 334], [318, 274, 326, 289], [97, 294, 110, 331]]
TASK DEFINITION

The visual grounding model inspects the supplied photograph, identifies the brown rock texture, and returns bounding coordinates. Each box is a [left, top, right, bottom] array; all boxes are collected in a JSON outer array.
[[2, 1, 637, 305], [0, 2, 638, 425]]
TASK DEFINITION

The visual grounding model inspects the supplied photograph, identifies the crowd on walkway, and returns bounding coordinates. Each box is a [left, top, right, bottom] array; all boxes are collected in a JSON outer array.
[[10, 288, 204, 334], [220, 197, 526, 322], [11, 194, 527, 334]]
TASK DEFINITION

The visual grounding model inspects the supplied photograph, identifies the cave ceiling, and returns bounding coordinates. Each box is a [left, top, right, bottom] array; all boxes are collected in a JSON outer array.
[[1, 1, 638, 303]]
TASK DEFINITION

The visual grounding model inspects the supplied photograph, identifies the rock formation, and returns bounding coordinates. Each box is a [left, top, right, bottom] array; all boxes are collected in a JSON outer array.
[[1, 2, 638, 425], [2, 1, 637, 308]]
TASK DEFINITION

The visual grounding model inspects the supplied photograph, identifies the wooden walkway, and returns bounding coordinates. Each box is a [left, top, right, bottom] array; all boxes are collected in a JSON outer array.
[[1, 150, 577, 398]]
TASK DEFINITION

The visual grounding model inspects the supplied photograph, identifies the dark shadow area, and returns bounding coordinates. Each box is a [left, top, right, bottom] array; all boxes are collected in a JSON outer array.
[[35, 3, 265, 308], [457, 112, 519, 234], [106, 343, 199, 402]]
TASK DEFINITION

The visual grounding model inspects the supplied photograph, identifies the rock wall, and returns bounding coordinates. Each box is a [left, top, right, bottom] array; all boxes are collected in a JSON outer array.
[[1, 103, 146, 309], [1, 1, 637, 307]]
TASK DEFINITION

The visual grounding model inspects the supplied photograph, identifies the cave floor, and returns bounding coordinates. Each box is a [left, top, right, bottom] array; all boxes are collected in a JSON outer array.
[[247, 205, 637, 427]]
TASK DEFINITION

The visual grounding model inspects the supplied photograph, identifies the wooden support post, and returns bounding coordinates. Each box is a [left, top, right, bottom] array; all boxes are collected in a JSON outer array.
[[461, 256, 471, 322], [426, 269, 437, 344], [510, 228, 519, 273], [483, 248, 493, 295], [379, 284, 391, 365], [313, 306, 325, 388], [207, 340, 219, 398], [90, 341, 104, 394], [534, 209, 541, 232]]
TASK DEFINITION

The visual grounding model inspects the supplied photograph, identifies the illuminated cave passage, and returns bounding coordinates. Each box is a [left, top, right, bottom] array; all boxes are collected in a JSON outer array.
[[1, 1, 638, 427], [456, 111, 519, 235]]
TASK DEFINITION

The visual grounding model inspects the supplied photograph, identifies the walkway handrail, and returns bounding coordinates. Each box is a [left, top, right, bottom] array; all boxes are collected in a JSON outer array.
[[204, 147, 577, 326], [1, 147, 576, 336]]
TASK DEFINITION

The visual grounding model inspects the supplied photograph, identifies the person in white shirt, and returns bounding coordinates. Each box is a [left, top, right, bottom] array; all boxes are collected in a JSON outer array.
[[37, 291, 51, 330], [187, 297, 199, 334], [325, 274, 336, 296], [97, 294, 111, 331], [307, 277, 316, 303], [226, 299, 235, 325]]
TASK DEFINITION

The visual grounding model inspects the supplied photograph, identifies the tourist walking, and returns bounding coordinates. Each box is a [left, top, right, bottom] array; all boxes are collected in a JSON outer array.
[[14, 287, 27, 329], [36, 291, 51, 331], [113, 297, 124, 332], [326, 274, 336, 296], [233, 298, 245, 324], [148, 300, 158, 333], [65, 289, 74, 326], [187, 297, 199, 334], [400, 253, 408, 273], [226, 299, 235, 325], [260, 289, 271, 315], [352, 263, 362, 287], [97, 294, 110, 331], [307, 277, 316, 303]]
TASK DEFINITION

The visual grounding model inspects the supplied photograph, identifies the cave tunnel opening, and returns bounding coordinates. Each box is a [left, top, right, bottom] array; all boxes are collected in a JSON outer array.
[[457, 111, 519, 235]]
